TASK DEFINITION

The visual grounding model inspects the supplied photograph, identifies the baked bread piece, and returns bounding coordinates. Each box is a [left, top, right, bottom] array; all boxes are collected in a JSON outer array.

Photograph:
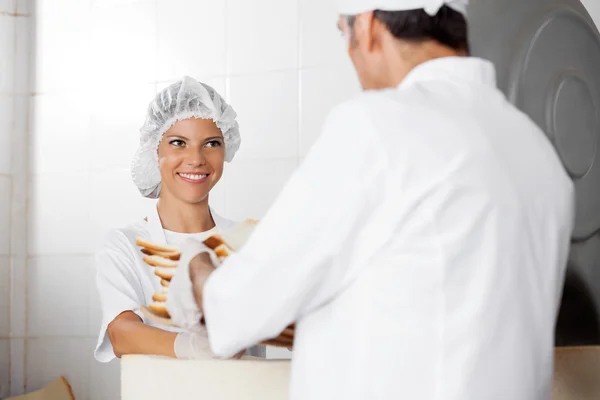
[[154, 266, 176, 280], [204, 219, 258, 252], [152, 292, 168, 302], [136, 237, 180, 254], [143, 255, 178, 268], [148, 301, 170, 318], [141, 248, 181, 260], [203, 234, 226, 250], [213, 244, 231, 258]]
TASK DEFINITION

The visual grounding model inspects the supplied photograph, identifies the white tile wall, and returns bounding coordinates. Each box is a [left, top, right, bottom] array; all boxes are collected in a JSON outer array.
[[226, 0, 298, 75], [300, 0, 347, 68], [157, 0, 226, 81], [0, 177, 11, 256], [10, 181, 27, 255], [90, 1, 157, 86], [89, 168, 153, 247], [208, 176, 227, 216], [0, 0, 15, 13], [1, 5, 29, 397], [34, 0, 92, 93], [26, 337, 91, 398], [228, 71, 299, 161], [10, 338, 25, 396], [28, 256, 92, 337], [88, 262, 101, 337], [88, 354, 120, 400], [0, 96, 13, 174], [16, 0, 30, 14], [224, 158, 298, 221], [29, 173, 93, 255], [0, 257, 10, 337], [0, 339, 9, 398], [300, 63, 360, 156], [89, 83, 156, 171], [14, 16, 30, 95], [10, 95, 28, 175], [10, 255, 26, 337], [30, 92, 91, 174], [0, 15, 15, 93], [582, 0, 600, 26]]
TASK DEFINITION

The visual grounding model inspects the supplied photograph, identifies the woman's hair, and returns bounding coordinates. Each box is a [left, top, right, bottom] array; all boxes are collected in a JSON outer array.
[[347, 5, 469, 53]]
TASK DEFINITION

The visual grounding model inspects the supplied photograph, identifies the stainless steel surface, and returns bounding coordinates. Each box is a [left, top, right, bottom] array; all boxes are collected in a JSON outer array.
[[469, 0, 600, 344]]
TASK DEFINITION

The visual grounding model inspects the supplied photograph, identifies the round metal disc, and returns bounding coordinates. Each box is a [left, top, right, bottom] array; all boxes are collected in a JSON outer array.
[[469, 0, 600, 344], [470, 0, 600, 241]]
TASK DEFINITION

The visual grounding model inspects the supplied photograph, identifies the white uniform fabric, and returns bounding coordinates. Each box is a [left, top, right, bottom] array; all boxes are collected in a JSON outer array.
[[93, 204, 235, 363], [336, 0, 469, 16], [200, 57, 575, 399]]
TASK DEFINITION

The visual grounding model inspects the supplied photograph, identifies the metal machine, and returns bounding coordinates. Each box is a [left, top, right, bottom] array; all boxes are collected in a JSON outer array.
[[470, 0, 600, 344]]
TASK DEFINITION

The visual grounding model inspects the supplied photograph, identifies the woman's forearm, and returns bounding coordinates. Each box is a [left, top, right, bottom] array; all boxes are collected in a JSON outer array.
[[107, 311, 177, 358]]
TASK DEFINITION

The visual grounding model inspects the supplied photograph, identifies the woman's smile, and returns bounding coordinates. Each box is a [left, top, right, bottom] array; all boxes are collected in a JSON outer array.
[[177, 172, 211, 184]]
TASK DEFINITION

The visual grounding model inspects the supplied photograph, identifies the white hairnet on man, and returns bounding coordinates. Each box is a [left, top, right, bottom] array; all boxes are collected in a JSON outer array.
[[167, 1, 575, 399], [131, 76, 241, 199]]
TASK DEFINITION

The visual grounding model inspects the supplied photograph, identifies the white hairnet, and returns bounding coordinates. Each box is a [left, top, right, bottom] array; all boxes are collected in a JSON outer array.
[[336, 0, 468, 16], [131, 76, 241, 199]]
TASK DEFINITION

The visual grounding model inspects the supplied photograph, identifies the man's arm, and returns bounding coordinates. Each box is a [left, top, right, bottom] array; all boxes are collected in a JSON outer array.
[[189, 253, 295, 349], [199, 101, 389, 358]]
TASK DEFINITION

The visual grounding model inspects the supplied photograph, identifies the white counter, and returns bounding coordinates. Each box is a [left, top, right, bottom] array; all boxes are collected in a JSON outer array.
[[121, 355, 291, 400]]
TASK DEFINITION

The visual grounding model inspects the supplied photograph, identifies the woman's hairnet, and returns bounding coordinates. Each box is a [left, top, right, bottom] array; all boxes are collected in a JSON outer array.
[[131, 76, 241, 199]]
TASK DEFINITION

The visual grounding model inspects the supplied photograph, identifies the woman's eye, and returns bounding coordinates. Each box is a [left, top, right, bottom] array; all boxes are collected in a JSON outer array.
[[205, 140, 223, 148], [170, 139, 185, 147]]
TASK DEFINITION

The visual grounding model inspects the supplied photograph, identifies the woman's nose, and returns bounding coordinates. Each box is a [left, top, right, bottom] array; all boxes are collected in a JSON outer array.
[[185, 149, 206, 166]]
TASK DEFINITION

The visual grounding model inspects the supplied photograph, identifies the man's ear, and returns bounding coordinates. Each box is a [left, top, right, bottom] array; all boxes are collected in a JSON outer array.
[[353, 11, 378, 52], [368, 12, 390, 53]]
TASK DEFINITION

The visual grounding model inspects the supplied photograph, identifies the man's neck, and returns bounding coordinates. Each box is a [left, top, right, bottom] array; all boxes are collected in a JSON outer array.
[[385, 40, 467, 88], [156, 192, 215, 233]]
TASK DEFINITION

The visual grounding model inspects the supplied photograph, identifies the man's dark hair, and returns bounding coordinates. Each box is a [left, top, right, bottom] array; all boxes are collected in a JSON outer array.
[[347, 5, 469, 53]]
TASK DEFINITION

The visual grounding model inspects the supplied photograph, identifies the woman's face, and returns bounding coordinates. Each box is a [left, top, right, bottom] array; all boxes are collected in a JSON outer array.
[[157, 118, 225, 204]]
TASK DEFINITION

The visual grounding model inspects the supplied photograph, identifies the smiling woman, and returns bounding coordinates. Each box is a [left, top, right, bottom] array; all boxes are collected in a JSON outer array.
[[93, 77, 265, 364]]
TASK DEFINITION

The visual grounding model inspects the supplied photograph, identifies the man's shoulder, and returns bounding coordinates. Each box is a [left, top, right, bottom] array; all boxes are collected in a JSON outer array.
[[327, 88, 416, 124]]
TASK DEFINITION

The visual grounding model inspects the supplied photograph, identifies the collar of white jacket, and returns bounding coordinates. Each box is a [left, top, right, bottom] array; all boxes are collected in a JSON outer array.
[[335, 0, 468, 17]]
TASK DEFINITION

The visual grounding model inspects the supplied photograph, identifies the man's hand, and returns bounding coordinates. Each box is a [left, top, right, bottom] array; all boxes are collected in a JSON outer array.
[[189, 252, 217, 315], [166, 239, 216, 332], [187, 250, 296, 352]]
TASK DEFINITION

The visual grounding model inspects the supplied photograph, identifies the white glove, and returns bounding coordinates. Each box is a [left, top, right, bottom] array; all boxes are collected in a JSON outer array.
[[174, 330, 215, 360], [174, 330, 244, 360], [166, 238, 220, 333]]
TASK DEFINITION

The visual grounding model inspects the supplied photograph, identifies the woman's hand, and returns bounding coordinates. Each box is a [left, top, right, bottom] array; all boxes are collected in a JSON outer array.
[[175, 330, 248, 360]]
